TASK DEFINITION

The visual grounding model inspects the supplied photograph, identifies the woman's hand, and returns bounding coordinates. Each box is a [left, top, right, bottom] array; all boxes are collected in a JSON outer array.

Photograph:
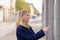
[[43, 27, 49, 32]]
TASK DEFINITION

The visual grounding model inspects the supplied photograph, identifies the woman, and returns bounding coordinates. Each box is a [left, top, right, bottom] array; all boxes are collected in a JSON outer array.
[[16, 9, 48, 40]]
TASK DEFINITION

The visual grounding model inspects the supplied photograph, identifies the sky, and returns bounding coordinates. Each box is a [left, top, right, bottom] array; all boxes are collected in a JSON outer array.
[[25, 0, 43, 13], [0, 0, 10, 7]]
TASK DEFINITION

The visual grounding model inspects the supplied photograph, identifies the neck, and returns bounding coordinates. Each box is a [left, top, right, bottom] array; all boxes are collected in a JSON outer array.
[[22, 21, 29, 28]]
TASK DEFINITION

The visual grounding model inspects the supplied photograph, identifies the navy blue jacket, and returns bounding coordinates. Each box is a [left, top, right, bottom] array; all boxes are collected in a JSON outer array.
[[16, 25, 45, 40]]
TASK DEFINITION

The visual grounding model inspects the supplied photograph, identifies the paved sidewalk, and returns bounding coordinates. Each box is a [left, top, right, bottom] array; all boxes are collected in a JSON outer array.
[[0, 31, 17, 40], [0, 22, 16, 37]]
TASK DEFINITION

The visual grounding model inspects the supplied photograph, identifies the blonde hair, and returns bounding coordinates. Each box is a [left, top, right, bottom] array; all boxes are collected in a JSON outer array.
[[16, 9, 29, 26]]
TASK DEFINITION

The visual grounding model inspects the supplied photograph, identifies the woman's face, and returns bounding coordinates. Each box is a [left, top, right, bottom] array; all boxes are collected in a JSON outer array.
[[22, 12, 30, 22]]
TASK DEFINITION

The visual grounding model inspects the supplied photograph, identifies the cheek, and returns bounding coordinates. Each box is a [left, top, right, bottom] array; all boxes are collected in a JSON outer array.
[[25, 17, 28, 20], [24, 17, 30, 21], [22, 16, 27, 20], [26, 18, 30, 22], [22, 16, 30, 21]]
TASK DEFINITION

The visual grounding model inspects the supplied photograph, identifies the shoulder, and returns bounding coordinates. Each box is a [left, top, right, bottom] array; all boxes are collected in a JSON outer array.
[[16, 25, 24, 31]]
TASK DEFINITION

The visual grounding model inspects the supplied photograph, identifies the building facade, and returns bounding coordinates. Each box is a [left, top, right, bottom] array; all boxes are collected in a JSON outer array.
[[0, 0, 16, 22]]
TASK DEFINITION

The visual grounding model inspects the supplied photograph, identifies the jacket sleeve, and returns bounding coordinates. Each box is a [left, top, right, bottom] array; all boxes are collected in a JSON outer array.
[[17, 28, 45, 40]]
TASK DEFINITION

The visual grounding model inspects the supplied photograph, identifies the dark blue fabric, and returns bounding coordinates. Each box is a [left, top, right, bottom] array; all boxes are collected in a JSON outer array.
[[16, 25, 45, 40]]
